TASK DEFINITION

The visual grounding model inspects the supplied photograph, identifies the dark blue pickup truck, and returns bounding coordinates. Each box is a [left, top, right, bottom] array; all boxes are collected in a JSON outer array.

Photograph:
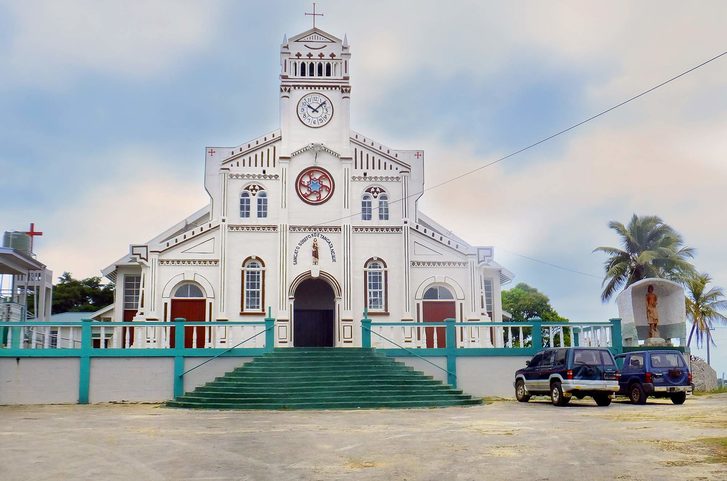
[[615, 350, 693, 404]]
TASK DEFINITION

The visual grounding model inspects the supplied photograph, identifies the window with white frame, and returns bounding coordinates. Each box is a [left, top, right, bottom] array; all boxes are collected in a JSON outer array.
[[240, 191, 251, 218], [378, 194, 389, 220], [174, 283, 204, 298], [241, 258, 265, 313], [362, 186, 387, 221], [257, 191, 268, 218], [361, 193, 372, 220], [123, 275, 141, 310], [482, 278, 494, 316], [364, 258, 387, 312]]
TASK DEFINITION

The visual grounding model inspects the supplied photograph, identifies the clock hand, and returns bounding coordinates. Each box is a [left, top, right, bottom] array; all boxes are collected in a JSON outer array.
[[310, 101, 327, 113]]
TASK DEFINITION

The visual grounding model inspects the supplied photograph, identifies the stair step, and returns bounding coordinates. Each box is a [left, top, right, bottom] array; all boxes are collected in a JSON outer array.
[[167, 398, 482, 410], [168, 348, 475, 410]]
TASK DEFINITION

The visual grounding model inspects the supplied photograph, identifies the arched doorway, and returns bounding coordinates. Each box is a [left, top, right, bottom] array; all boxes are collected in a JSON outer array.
[[293, 278, 335, 347], [422, 285, 456, 348], [170, 282, 207, 348]]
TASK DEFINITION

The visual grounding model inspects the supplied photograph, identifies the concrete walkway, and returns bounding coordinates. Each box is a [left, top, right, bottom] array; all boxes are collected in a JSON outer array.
[[1, 394, 725, 481]]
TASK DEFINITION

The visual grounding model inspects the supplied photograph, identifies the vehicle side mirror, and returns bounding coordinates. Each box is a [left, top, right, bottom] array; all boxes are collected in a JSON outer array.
[[525, 360, 531, 367]]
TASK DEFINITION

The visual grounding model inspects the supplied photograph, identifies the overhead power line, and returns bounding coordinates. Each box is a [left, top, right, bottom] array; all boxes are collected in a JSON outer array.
[[315, 49, 727, 227], [498, 248, 602, 279]]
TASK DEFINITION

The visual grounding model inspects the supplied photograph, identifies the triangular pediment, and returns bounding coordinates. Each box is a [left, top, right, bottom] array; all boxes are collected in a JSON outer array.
[[291, 143, 341, 158], [290, 28, 340, 45]]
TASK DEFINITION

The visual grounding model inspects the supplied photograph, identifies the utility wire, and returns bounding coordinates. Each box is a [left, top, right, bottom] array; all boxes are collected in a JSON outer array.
[[497, 248, 602, 279], [314, 50, 727, 227]]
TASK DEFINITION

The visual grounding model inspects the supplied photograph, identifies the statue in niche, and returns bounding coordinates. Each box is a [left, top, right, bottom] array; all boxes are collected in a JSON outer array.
[[646, 284, 660, 338], [312, 238, 319, 265]]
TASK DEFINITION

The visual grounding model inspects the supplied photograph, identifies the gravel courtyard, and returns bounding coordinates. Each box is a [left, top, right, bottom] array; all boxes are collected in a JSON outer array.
[[1, 394, 725, 481]]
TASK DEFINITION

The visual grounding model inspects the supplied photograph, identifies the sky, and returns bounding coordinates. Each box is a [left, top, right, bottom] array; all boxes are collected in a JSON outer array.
[[1, 0, 726, 374]]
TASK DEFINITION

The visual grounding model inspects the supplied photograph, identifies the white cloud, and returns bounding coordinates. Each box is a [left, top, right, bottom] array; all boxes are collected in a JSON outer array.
[[1, 0, 225, 87], [35, 148, 208, 279]]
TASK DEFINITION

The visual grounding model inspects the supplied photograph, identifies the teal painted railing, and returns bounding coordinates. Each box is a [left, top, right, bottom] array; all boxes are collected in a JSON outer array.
[[360, 315, 623, 388], [0, 316, 275, 403]]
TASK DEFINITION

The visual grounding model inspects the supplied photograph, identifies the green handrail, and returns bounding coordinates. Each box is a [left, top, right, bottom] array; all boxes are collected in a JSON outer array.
[[179, 325, 273, 378], [362, 325, 457, 383]]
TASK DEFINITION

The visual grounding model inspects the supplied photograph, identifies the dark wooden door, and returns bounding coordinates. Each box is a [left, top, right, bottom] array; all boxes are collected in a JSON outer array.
[[294, 309, 334, 347], [422, 301, 456, 348], [170, 299, 206, 348]]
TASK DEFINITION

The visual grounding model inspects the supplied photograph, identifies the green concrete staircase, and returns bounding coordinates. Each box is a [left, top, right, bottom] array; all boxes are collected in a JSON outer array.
[[167, 348, 482, 409]]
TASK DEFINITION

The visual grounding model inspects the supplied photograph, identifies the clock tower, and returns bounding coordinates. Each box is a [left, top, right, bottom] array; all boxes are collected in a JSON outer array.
[[279, 27, 352, 157]]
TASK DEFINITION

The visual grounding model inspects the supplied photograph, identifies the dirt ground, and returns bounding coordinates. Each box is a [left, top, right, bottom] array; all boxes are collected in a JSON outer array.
[[1, 394, 725, 481]]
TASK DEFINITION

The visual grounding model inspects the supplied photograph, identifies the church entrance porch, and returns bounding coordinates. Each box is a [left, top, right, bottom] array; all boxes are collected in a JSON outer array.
[[293, 278, 335, 347]]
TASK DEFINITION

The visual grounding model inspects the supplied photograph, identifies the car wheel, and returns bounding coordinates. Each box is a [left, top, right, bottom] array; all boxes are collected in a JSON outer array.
[[515, 380, 530, 402], [629, 383, 647, 405], [594, 394, 612, 406], [550, 381, 569, 406], [671, 392, 687, 405]]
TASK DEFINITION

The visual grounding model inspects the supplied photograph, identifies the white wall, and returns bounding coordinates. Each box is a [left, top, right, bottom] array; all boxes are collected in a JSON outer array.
[[0, 358, 79, 404]]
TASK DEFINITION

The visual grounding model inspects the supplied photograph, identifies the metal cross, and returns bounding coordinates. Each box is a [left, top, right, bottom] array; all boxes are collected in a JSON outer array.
[[305, 2, 323, 28], [24, 222, 43, 254]]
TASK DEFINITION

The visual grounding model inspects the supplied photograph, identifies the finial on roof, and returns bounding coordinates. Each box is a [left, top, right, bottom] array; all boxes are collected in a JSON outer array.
[[282, 34, 288, 45], [343, 34, 349, 48]]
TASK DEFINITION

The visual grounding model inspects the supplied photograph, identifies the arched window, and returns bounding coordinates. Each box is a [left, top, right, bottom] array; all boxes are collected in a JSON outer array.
[[363, 186, 386, 221], [293, 62, 298, 76], [309, 62, 314, 76], [378, 194, 389, 220], [300, 62, 306, 77], [317, 62, 323, 76], [240, 191, 251, 218], [361, 193, 373, 220], [325, 62, 331, 76], [257, 191, 268, 218], [241, 258, 265, 313], [364, 258, 387, 312], [423, 286, 454, 300], [174, 283, 204, 298]]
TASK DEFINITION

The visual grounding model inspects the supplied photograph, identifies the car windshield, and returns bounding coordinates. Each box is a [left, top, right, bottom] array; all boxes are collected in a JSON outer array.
[[573, 349, 615, 366], [650, 353, 685, 368]]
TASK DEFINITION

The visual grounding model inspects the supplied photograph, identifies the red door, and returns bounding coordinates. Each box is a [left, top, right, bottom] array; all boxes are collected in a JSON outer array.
[[422, 301, 456, 348], [118, 309, 136, 348], [170, 299, 206, 348]]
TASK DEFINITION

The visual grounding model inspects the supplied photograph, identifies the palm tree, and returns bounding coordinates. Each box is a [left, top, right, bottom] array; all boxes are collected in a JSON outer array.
[[594, 214, 696, 301], [686, 273, 727, 363]]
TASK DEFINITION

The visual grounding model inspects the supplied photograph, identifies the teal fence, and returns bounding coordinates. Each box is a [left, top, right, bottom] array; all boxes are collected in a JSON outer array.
[[0, 317, 275, 403], [361, 317, 623, 387], [1, 315, 622, 401]]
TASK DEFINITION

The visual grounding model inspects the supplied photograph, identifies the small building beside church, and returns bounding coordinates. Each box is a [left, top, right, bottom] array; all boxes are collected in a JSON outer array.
[[101, 25, 513, 349]]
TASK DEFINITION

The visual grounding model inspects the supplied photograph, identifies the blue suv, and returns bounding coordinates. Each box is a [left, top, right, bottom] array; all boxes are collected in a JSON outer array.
[[515, 347, 620, 406], [615, 350, 693, 404]]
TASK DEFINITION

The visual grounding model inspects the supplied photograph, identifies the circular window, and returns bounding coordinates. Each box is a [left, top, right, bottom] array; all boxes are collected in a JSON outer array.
[[295, 167, 335, 205]]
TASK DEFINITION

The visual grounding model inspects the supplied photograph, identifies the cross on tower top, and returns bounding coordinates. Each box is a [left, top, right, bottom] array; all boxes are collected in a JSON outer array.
[[305, 2, 324, 29], [24, 223, 43, 254]]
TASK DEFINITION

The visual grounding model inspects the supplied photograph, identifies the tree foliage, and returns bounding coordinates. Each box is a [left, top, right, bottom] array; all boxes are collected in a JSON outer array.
[[685, 273, 727, 348], [52, 272, 115, 314], [501, 283, 569, 322], [594, 214, 696, 302]]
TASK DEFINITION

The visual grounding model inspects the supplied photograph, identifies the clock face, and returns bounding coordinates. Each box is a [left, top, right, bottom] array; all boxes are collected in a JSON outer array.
[[296, 167, 334, 205], [297, 92, 333, 128]]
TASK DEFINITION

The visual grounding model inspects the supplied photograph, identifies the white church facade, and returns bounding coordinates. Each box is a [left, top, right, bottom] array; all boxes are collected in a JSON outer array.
[[101, 26, 513, 349]]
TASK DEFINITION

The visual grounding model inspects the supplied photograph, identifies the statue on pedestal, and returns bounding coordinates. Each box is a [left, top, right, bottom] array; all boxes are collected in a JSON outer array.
[[646, 284, 660, 338]]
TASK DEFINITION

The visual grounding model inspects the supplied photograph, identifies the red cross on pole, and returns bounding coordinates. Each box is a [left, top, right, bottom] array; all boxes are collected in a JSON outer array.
[[24, 223, 43, 254], [414, 151, 423, 159], [305, 2, 323, 28]]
